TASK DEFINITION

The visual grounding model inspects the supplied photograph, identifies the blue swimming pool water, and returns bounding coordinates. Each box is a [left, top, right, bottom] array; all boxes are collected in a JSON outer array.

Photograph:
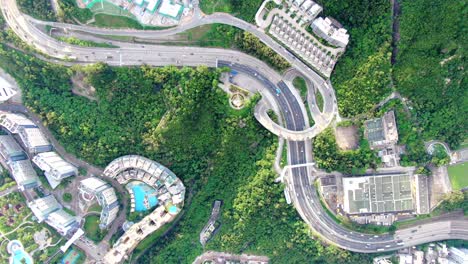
[[12, 249, 33, 264], [128, 182, 158, 212], [169, 205, 178, 214]]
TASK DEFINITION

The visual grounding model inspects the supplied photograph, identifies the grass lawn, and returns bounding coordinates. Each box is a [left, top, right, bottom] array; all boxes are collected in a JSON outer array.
[[88, 203, 102, 213], [199, 0, 232, 14], [84, 215, 106, 242], [448, 162, 468, 190], [293, 77, 307, 100], [316, 90, 324, 112], [92, 14, 170, 30], [292, 76, 314, 127]]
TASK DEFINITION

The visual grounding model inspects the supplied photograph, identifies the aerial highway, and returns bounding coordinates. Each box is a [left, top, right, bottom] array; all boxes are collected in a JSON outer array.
[[1, 0, 467, 256]]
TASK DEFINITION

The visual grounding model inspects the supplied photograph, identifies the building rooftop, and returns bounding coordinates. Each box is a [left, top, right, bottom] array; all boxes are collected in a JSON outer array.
[[32, 151, 77, 188], [312, 17, 349, 47], [0, 85, 16, 102], [146, 0, 160, 12], [18, 127, 51, 153], [0, 135, 27, 161], [46, 209, 76, 228], [79, 177, 119, 229], [80, 177, 110, 193], [0, 112, 35, 134], [415, 175, 430, 214], [28, 195, 61, 222], [365, 111, 399, 148], [343, 173, 414, 214], [10, 159, 40, 190], [158, 0, 183, 19]]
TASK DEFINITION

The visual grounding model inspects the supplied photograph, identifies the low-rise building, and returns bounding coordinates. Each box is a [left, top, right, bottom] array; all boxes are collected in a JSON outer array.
[[158, 0, 184, 19], [18, 127, 52, 154], [10, 159, 40, 190], [311, 17, 349, 48], [0, 112, 35, 134], [365, 111, 399, 149], [415, 174, 430, 214], [342, 173, 414, 214], [0, 86, 17, 103], [32, 151, 77, 189], [365, 111, 401, 167], [448, 247, 468, 264], [0, 135, 27, 162]]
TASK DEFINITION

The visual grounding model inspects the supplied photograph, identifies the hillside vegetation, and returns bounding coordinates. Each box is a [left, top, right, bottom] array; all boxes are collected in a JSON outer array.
[[394, 0, 467, 148]]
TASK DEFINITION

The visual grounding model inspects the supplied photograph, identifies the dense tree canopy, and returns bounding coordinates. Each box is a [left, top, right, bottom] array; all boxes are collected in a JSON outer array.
[[17, 0, 56, 21], [313, 128, 378, 174], [0, 43, 375, 263], [317, 0, 392, 117], [394, 0, 467, 148]]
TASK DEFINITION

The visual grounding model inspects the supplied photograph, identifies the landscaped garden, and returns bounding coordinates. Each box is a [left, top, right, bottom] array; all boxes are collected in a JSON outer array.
[[62, 192, 73, 203]]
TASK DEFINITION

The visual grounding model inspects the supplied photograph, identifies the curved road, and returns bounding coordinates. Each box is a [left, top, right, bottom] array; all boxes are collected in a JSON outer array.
[[1, 0, 467, 255]]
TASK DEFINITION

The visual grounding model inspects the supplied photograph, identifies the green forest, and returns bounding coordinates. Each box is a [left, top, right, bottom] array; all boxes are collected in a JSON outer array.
[[319, 0, 466, 149], [312, 128, 379, 174], [0, 44, 374, 263], [17, 0, 56, 21], [317, 0, 393, 117], [394, 0, 467, 148], [199, 0, 263, 22]]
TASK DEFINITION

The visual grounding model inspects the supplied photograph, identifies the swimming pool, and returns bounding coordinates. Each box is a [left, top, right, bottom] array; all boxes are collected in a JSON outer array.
[[8, 240, 33, 264], [127, 181, 158, 212]]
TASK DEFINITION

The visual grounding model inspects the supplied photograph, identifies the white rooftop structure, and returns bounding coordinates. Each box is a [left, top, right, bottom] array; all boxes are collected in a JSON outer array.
[[0, 112, 35, 134], [10, 160, 40, 190], [80, 177, 109, 193], [60, 228, 84, 253], [46, 209, 77, 235], [99, 187, 119, 206], [311, 17, 349, 48], [79, 177, 119, 229], [307, 4, 322, 17], [300, 0, 313, 11], [28, 195, 61, 222], [146, 0, 159, 12], [0, 135, 27, 162], [18, 127, 52, 154], [342, 173, 414, 214], [0, 84, 16, 103], [29, 195, 77, 235], [448, 247, 468, 264], [32, 151, 77, 189], [292, 0, 304, 7], [158, 0, 183, 19]]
